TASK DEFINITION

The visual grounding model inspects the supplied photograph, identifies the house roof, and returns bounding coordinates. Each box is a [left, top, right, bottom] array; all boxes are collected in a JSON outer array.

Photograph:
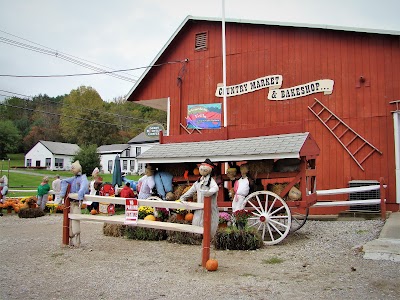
[[97, 144, 130, 154], [136, 132, 319, 164], [127, 132, 159, 144], [126, 15, 400, 105], [40, 140, 80, 156]]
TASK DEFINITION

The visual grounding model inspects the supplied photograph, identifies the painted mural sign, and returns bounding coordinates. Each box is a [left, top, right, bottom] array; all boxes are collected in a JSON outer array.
[[215, 75, 283, 98], [267, 79, 334, 100], [187, 103, 221, 129]]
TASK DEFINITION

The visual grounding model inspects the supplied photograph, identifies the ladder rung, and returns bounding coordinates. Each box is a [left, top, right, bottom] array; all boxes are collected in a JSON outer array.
[[338, 128, 349, 139], [331, 122, 341, 131], [353, 142, 366, 156], [345, 135, 358, 148], [316, 108, 325, 116], [359, 149, 377, 164], [309, 101, 318, 110], [324, 114, 333, 123]]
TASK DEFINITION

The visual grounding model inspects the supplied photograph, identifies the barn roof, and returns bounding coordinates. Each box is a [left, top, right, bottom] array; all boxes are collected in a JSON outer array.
[[127, 132, 159, 144], [40, 140, 80, 156], [136, 132, 319, 164], [126, 15, 400, 107], [97, 144, 130, 154]]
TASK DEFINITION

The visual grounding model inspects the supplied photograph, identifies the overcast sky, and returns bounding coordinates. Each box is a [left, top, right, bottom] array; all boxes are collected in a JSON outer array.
[[0, 0, 399, 102]]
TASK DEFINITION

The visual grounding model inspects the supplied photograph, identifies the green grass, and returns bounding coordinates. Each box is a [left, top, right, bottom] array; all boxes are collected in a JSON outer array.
[[2, 153, 140, 197]]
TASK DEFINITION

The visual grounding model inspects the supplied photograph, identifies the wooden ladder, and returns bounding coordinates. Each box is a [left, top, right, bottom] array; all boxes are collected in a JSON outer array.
[[308, 98, 382, 171]]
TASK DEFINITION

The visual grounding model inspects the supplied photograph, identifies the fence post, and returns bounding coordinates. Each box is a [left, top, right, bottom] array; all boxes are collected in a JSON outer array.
[[380, 177, 386, 221], [62, 185, 71, 246], [202, 195, 212, 268]]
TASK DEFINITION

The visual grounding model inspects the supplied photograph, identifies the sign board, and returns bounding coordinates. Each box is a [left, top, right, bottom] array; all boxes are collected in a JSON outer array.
[[187, 103, 221, 129], [124, 198, 138, 225], [144, 123, 164, 137]]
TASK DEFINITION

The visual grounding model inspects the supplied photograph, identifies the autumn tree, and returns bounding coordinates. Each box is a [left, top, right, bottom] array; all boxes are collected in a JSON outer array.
[[72, 144, 101, 176], [0, 120, 22, 158]]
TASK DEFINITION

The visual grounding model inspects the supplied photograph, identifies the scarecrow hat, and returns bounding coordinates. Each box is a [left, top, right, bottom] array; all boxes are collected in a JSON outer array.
[[201, 158, 216, 169]]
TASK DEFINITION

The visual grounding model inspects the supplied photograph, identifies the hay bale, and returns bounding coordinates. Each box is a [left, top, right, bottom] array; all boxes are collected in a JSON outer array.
[[247, 160, 274, 178], [103, 223, 127, 237]]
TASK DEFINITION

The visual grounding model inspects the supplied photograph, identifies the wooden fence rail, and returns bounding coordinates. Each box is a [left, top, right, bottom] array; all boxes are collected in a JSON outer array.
[[64, 191, 213, 268]]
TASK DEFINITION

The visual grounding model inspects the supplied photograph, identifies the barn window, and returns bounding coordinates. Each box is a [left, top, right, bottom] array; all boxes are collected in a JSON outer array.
[[195, 31, 208, 51]]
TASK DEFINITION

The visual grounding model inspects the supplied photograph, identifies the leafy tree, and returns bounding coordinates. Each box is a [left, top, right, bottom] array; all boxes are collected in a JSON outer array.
[[0, 120, 22, 159], [72, 144, 100, 176]]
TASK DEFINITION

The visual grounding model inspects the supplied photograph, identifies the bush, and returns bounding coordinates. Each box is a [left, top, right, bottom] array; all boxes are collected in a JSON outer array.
[[213, 226, 263, 250]]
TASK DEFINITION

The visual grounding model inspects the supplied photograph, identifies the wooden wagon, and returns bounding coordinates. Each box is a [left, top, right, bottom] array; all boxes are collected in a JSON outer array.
[[137, 132, 320, 245]]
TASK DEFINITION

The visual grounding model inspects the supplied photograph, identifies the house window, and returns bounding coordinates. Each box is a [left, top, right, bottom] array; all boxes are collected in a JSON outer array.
[[126, 149, 130, 157], [136, 147, 141, 156], [45, 158, 51, 168], [195, 31, 208, 51], [130, 160, 135, 172], [26, 159, 32, 167], [108, 160, 113, 172], [55, 158, 64, 168], [123, 160, 128, 170]]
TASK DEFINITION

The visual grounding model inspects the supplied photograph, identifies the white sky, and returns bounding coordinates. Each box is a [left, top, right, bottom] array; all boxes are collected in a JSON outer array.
[[0, 0, 399, 102]]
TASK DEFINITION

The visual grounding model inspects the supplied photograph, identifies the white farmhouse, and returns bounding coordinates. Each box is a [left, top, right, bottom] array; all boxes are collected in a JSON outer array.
[[97, 133, 159, 175], [25, 141, 80, 170]]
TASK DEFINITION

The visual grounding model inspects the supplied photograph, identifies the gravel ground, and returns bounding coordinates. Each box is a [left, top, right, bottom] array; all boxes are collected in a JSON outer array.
[[1, 213, 399, 300]]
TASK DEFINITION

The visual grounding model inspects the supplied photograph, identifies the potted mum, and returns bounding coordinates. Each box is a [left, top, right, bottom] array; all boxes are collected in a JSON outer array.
[[154, 207, 169, 221], [138, 206, 154, 219], [232, 209, 253, 229], [218, 212, 231, 228]]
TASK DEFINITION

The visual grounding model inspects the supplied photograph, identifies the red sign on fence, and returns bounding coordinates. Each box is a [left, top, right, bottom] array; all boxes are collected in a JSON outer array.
[[124, 198, 138, 225]]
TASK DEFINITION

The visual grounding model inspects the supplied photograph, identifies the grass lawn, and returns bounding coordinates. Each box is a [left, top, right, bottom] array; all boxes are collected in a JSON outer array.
[[2, 153, 140, 198]]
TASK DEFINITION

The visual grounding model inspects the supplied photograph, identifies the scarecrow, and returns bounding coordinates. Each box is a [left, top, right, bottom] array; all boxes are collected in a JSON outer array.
[[180, 158, 219, 236], [0, 175, 8, 203], [232, 163, 250, 212], [137, 164, 156, 199], [60, 160, 89, 247]]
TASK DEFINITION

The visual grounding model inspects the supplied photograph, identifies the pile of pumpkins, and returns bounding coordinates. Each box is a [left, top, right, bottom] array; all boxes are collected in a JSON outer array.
[[0, 196, 38, 213], [143, 211, 194, 222]]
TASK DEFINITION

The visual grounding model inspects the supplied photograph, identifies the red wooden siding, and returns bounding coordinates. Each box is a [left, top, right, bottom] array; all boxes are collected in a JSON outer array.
[[128, 19, 400, 210]]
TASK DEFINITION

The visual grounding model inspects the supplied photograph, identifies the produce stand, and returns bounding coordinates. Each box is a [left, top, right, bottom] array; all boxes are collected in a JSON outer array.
[[137, 132, 319, 245]]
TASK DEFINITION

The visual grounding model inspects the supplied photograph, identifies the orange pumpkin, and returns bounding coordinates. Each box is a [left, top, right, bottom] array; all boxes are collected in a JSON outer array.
[[193, 168, 200, 176], [205, 259, 218, 271], [185, 212, 194, 222], [90, 209, 98, 215]]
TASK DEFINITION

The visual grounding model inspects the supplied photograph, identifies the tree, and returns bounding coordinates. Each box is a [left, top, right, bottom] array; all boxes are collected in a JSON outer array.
[[60, 86, 118, 146], [0, 120, 22, 159], [72, 144, 100, 176]]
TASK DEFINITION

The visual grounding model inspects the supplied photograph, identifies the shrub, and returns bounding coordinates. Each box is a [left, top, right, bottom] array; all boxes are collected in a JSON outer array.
[[213, 226, 263, 250]]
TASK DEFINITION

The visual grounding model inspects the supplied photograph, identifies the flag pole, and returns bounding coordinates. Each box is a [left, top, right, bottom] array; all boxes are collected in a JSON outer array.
[[222, 0, 227, 127]]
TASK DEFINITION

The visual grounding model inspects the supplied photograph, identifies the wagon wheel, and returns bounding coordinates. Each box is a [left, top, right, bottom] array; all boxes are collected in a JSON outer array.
[[146, 196, 163, 201], [245, 191, 291, 245], [289, 206, 309, 233]]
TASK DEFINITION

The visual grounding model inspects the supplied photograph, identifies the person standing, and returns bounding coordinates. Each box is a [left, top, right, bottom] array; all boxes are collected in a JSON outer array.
[[52, 175, 62, 204], [37, 176, 51, 211]]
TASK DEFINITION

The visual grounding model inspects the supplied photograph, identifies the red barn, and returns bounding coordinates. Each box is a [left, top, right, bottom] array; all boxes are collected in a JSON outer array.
[[126, 16, 400, 213]]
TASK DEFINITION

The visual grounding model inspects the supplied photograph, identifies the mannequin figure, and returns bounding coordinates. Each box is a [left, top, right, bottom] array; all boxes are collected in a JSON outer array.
[[137, 164, 156, 199], [180, 158, 219, 236], [232, 163, 250, 212]]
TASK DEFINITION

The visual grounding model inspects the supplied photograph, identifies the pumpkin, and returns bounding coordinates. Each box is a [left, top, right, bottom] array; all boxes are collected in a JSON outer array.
[[193, 168, 200, 176], [90, 209, 98, 215], [205, 259, 218, 271], [144, 214, 156, 221], [185, 212, 194, 222]]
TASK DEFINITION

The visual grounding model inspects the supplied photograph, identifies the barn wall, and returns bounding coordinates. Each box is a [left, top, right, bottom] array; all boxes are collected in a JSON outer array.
[[130, 20, 400, 208]]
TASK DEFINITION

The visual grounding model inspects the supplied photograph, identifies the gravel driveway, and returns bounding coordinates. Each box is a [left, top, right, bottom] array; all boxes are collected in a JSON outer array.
[[1, 214, 399, 300]]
